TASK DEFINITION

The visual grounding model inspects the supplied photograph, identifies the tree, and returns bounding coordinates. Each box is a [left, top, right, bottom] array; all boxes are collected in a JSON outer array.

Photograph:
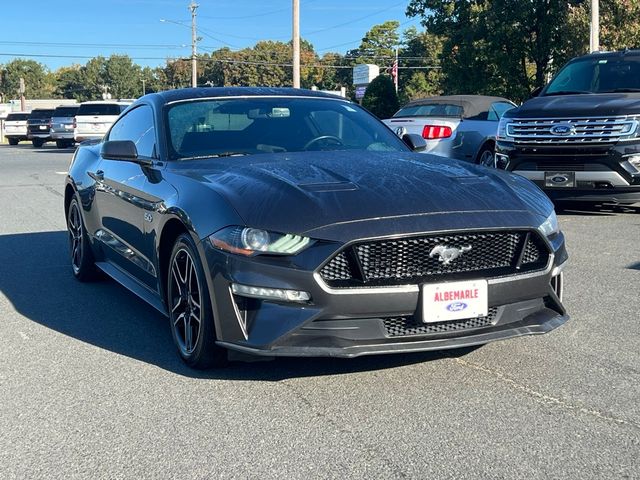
[[406, 0, 581, 100], [362, 75, 399, 119], [0, 59, 54, 100], [398, 27, 444, 102], [349, 21, 401, 64], [103, 55, 142, 98]]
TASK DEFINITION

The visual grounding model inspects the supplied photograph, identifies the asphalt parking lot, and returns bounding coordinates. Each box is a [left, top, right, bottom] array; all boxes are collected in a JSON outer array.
[[0, 144, 638, 479]]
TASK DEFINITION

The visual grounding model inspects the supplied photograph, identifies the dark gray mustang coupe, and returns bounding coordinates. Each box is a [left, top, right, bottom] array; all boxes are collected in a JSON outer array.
[[65, 87, 568, 368]]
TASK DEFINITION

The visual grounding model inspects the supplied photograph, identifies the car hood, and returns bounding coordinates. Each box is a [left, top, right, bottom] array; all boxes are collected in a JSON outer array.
[[511, 92, 640, 118], [176, 151, 552, 240]]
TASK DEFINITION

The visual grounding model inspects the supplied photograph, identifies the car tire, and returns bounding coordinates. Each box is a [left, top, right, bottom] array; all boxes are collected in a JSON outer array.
[[32, 138, 44, 148], [56, 141, 67, 149], [67, 196, 99, 281], [167, 234, 227, 369], [8, 138, 19, 146], [476, 145, 496, 168]]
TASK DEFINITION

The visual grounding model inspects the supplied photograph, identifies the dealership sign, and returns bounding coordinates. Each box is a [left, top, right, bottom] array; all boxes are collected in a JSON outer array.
[[352, 64, 380, 86]]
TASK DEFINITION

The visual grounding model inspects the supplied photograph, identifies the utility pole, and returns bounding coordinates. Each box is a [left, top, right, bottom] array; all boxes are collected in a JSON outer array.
[[590, 0, 599, 53], [190, 1, 199, 88], [19, 77, 26, 112], [292, 0, 300, 88]]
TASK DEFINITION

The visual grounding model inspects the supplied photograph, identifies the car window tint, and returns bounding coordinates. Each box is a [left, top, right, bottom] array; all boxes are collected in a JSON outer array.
[[394, 104, 463, 118], [53, 107, 79, 117], [108, 105, 156, 158], [488, 102, 514, 121], [167, 98, 407, 159], [77, 104, 122, 116], [6, 113, 30, 121]]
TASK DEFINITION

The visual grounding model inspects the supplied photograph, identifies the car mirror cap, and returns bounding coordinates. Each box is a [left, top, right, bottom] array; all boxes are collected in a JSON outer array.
[[101, 140, 140, 162], [402, 133, 427, 152]]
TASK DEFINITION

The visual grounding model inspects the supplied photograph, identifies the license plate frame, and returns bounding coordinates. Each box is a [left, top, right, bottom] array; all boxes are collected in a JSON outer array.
[[422, 280, 489, 323], [545, 171, 576, 188]]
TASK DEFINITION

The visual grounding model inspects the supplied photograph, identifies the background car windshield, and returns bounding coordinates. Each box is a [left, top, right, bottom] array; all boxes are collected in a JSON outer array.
[[393, 104, 463, 118], [7, 113, 29, 121], [77, 104, 121, 116], [166, 97, 407, 159], [53, 106, 79, 117], [545, 56, 640, 94]]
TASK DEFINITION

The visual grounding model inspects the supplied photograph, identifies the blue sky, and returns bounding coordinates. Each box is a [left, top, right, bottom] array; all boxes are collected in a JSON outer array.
[[0, 0, 423, 71]]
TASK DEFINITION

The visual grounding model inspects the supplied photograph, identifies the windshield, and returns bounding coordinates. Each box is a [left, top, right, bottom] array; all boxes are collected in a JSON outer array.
[[166, 97, 408, 160], [545, 55, 640, 94], [393, 104, 463, 118]]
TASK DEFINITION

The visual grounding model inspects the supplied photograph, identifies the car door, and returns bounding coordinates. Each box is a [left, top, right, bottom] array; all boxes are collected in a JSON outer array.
[[93, 104, 159, 287]]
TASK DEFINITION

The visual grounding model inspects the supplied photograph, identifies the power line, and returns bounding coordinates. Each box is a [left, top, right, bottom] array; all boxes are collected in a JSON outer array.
[[0, 40, 187, 49], [198, 0, 318, 20]]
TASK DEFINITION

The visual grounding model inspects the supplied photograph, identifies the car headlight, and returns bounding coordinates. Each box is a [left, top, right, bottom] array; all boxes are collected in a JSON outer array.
[[209, 226, 312, 256], [497, 117, 514, 142], [538, 211, 559, 237]]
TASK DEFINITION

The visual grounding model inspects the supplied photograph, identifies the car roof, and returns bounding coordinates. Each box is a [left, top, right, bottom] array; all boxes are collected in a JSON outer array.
[[401, 95, 513, 119], [153, 87, 349, 105], [576, 49, 640, 60], [79, 100, 131, 105]]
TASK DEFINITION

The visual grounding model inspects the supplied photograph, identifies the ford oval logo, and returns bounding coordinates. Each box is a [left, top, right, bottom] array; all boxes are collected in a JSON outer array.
[[446, 302, 468, 312], [550, 124, 576, 136], [551, 175, 569, 184]]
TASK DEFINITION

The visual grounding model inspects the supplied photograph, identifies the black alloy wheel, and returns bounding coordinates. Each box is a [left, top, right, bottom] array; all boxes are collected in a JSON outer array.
[[67, 197, 98, 281], [168, 234, 227, 368], [477, 146, 496, 168]]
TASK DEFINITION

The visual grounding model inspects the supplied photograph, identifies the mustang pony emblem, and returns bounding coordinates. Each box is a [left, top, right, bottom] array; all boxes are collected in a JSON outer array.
[[429, 245, 472, 265]]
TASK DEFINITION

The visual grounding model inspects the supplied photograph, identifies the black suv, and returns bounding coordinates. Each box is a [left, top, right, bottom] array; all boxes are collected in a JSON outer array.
[[27, 109, 55, 148], [496, 50, 640, 204]]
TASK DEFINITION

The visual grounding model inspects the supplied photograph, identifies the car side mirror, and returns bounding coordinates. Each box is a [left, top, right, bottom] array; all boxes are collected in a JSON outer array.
[[530, 86, 544, 98], [101, 140, 141, 162], [402, 133, 427, 152]]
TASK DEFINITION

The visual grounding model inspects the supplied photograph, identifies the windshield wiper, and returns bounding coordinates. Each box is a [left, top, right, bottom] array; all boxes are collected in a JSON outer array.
[[544, 90, 594, 96], [601, 88, 640, 93], [180, 152, 250, 161]]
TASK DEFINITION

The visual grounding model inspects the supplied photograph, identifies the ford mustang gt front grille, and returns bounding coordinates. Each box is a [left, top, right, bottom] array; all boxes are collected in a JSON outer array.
[[383, 308, 499, 337], [319, 231, 549, 288]]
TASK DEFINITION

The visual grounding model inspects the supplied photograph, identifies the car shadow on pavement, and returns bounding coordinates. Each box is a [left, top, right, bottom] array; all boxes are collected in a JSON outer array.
[[0, 230, 474, 381], [556, 202, 640, 216]]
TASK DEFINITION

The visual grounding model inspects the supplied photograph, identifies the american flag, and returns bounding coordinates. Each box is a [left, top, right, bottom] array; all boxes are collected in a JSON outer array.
[[391, 57, 399, 92]]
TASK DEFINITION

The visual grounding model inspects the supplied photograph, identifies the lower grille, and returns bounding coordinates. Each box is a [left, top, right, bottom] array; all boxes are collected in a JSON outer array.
[[319, 230, 549, 288], [383, 308, 499, 337]]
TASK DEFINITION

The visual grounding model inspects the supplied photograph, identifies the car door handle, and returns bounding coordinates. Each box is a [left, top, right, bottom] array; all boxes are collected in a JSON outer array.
[[89, 170, 104, 181]]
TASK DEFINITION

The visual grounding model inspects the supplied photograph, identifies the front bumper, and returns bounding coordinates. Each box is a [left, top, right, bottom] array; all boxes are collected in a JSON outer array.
[[497, 141, 640, 203], [201, 228, 568, 358]]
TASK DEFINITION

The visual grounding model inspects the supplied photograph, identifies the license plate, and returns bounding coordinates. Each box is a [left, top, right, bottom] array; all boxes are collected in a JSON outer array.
[[92, 123, 101, 131], [39, 125, 47, 130], [545, 171, 576, 188], [422, 280, 488, 323]]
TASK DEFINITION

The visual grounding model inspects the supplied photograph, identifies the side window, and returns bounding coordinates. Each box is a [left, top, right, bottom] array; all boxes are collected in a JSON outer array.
[[108, 105, 156, 158], [487, 102, 515, 121]]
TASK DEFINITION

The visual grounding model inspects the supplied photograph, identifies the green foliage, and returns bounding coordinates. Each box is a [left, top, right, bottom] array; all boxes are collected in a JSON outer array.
[[0, 59, 54, 100], [348, 21, 401, 64], [362, 75, 399, 118]]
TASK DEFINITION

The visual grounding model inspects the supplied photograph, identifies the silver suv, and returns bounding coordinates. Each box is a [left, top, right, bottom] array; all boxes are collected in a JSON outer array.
[[50, 105, 80, 149]]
